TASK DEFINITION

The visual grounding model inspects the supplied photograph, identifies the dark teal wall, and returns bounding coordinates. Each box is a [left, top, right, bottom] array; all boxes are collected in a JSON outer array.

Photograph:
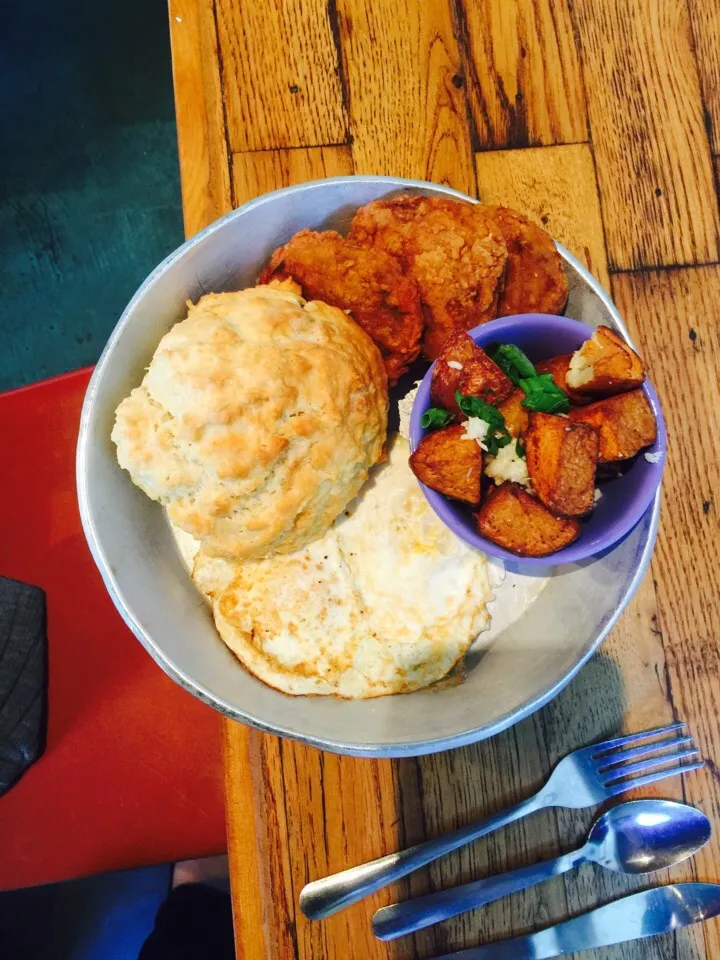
[[0, 0, 184, 391]]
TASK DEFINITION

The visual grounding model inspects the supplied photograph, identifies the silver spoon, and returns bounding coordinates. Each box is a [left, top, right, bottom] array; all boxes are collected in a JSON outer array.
[[373, 798, 711, 941]]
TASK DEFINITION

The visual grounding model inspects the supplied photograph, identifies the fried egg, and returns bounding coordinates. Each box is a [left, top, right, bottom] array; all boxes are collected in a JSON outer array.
[[189, 435, 493, 698]]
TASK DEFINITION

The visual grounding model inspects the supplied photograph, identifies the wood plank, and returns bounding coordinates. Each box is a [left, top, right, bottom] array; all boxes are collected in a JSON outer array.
[[537, 579, 701, 960], [232, 146, 353, 207], [335, 0, 476, 194], [167, 0, 232, 236], [688, 0, 720, 154], [474, 143, 610, 289], [613, 265, 720, 956], [411, 720, 569, 956], [224, 145, 404, 960], [214, 0, 347, 153], [455, 0, 587, 149], [572, 0, 720, 270], [224, 730, 298, 960], [283, 748, 410, 960], [471, 141, 698, 958]]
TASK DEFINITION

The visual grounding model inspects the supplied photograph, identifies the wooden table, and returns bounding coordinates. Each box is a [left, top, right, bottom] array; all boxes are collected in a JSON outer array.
[[167, 0, 720, 956]]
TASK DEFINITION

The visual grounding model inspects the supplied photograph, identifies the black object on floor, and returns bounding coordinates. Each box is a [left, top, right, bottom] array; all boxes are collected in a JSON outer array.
[[138, 884, 235, 960], [0, 577, 47, 797]]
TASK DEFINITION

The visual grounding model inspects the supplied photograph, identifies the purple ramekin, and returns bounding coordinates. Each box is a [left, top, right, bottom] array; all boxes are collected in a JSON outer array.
[[409, 314, 666, 567]]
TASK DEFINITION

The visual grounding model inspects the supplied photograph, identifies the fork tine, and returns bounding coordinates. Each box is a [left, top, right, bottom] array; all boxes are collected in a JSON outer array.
[[603, 748, 700, 783], [605, 760, 705, 797], [591, 722, 686, 757], [598, 735, 695, 771]]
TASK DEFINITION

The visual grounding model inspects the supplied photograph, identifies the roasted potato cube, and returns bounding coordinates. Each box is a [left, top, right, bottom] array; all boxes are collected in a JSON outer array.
[[535, 354, 591, 405], [525, 412, 599, 517], [496, 387, 529, 437], [476, 482, 581, 557], [566, 326, 645, 396], [431, 332, 513, 418], [569, 389, 657, 462], [409, 425, 482, 503]]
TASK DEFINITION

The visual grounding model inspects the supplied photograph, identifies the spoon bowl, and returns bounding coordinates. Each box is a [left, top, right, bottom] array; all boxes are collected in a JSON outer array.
[[372, 797, 711, 941], [586, 798, 711, 874]]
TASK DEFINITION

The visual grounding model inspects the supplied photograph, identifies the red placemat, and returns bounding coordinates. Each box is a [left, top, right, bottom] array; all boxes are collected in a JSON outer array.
[[0, 369, 225, 890]]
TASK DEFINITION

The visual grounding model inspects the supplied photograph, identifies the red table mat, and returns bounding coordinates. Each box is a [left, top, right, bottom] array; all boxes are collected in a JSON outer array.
[[0, 369, 225, 890]]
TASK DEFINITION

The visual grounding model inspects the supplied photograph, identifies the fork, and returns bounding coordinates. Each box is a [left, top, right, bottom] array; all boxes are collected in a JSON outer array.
[[299, 723, 703, 920]]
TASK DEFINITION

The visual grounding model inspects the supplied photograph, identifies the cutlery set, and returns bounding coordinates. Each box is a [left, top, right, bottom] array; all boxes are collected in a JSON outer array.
[[301, 723, 718, 956]]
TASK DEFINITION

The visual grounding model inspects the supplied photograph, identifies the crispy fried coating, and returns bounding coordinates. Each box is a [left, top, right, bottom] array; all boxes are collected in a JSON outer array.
[[569, 389, 657, 462], [535, 354, 591, 405], [566, 325, 646, 397], [430, 332, 513, 418], [476, 482, 581, 557], [496, 387, 529, 437], [409, 424, 482, 504], [482, 207, 568, 318], [258, 229, 423, 383], [525, 412, 599, 517], [350, 196, 508, 360]]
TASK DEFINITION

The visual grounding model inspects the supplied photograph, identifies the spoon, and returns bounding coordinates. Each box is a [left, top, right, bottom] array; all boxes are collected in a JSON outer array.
[[372, 798, 711, 941]]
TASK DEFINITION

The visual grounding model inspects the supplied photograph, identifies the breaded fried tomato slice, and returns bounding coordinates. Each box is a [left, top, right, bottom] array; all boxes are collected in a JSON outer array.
[[350, 196, 508, 360], [259, 229, 423, 383], [482, 206, 568, 318]]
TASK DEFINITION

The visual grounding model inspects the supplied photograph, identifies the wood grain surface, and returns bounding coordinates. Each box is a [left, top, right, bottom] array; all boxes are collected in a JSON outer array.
[[214, 0, 346, 152], [232, 146, 353, 207], [335, 0, 476, 194], [688, 0, 720, 155], [456, 0, 587, 149], [572, 0, 720, 271], [167, 0, 231, 237], [168, 0, 720, 956]]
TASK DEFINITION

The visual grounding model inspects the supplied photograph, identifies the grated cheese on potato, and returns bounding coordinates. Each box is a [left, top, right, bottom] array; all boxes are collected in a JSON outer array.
[[462, 416, 491, 451], [484, 440, 531, 488]]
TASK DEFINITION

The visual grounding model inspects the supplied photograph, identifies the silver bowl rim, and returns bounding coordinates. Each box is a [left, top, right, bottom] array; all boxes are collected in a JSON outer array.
[[76, 175, 660, 756]]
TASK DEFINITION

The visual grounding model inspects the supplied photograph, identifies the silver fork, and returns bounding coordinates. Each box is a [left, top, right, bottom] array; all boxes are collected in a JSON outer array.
[[299, 723, 703, 920]]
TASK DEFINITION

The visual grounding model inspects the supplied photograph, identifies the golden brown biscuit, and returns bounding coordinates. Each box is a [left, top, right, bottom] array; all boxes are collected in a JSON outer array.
[[350, 195, 508, 359], [112, 282, 388, 560], [482, 206, 568, 318], [258, 229, 423, 384]]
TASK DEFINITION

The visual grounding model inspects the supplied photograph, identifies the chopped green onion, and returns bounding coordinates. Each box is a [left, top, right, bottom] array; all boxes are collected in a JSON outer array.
[[490, 433, 513, 456], [455, 392, 504, 428], [489, 343, 537, 385], [487, 341, 572, 414], [455, 391, 512, 456], [515, 438, 526, 458], [421, 406, 454, 430], [519, 374, 571, 414]]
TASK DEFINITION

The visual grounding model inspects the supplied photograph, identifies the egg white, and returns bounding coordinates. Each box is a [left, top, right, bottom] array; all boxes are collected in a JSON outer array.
[[188, 435, 494, 698]]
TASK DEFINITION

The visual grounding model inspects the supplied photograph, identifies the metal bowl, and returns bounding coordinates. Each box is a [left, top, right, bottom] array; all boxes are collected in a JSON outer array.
[[77, 176, 658, 757]]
